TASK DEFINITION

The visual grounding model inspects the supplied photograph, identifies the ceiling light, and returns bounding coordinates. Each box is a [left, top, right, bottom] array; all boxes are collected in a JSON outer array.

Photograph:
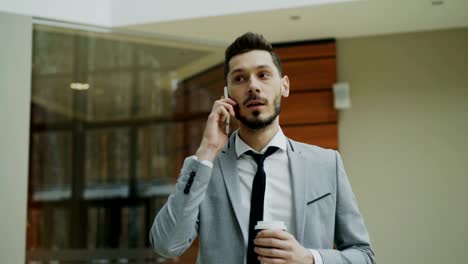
[[289, 15, 301, 21], [70, 83, 90, 90], [431, 0, 444, 6]]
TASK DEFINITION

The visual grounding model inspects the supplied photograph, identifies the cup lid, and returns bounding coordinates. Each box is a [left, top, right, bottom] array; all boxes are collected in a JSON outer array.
[[255, 221, 287, 230]]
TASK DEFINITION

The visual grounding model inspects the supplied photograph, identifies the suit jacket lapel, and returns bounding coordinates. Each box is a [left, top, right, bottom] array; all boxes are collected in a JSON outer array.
[[288, 139, 308, 244], [218, 135, 248, 242], [288, 139, 325, 244]]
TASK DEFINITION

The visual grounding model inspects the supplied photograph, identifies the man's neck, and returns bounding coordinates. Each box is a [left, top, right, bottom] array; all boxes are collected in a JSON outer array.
[[238, 120, 280, 152]]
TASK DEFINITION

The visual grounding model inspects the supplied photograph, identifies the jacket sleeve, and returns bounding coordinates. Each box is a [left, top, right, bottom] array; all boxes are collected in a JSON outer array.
[[149, 156, 213, 257], [317, 151, 376, 264]]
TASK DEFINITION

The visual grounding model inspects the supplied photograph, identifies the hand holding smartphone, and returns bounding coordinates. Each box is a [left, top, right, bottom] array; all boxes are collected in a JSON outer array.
[[224, 86, 230, 134]]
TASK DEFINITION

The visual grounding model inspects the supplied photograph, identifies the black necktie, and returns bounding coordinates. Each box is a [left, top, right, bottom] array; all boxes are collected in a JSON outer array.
[[246, 146, 279, 264]]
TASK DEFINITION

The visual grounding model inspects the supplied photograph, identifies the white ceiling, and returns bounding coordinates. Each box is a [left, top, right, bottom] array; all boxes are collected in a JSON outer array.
[[122, 0, 468, 44], [2, 0, 467, 44], [0, 0, 112, 26], [110, 0, 356, 27], [0, 0, 355, 29]]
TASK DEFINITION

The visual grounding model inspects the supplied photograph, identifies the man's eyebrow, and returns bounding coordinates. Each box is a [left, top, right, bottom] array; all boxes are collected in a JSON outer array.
[[230, 65, 272, 75], [230, 68, 244, 75]]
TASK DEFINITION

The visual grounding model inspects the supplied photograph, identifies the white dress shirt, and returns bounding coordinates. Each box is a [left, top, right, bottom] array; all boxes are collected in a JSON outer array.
[[235, 129, 294, 237], [194, 129, 323, 264]]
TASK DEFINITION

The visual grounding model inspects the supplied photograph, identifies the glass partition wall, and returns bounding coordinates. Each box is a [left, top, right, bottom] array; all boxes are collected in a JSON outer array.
[[26, 24, 223, 263]]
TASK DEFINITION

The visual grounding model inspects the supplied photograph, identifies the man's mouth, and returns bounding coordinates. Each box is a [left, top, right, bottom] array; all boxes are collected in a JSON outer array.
[[246, 100, 265, 110]]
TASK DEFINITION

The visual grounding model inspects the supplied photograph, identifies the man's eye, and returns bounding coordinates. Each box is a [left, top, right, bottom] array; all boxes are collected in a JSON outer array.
[[259, 72, 270, 78], [234, 76, 246, 82]]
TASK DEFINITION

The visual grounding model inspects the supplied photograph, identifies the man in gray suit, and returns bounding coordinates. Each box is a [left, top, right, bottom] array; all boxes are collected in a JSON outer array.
[[150, 32, 375, 264]]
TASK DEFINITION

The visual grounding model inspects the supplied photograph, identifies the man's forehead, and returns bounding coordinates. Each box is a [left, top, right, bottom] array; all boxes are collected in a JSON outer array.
[[228, 50, 275, 72]]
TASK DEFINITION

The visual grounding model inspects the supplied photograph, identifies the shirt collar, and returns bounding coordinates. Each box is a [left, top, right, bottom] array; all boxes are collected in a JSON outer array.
[[235, 128, 287, 158]]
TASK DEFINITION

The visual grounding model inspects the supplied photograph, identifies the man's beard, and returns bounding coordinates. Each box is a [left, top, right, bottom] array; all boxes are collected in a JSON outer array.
[[236, 95, 282, 130]]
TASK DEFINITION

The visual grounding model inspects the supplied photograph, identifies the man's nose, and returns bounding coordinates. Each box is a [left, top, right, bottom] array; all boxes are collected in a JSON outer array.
[[247, 76, 261, 94]]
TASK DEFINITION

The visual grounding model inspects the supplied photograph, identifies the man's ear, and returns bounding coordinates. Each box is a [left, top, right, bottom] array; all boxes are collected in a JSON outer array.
[[281, 75, 290, 98]]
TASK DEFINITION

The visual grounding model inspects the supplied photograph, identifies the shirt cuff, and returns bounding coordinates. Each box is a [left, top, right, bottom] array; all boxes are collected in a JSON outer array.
[[309, 249, 323, 264], [190, 155, 213, 168]]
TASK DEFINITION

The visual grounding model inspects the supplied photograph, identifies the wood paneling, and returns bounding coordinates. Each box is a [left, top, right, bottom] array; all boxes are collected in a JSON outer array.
[[275, 42, 336, 60], [174, 122, 185, 149], [283, 124, 338, 150], [173, 122, 186, 179], [282, 58, 336, 91], [185, 66, 224, 88], [174, 88, 186, 117], [185, 118, 207, 155], [178, 65, 224, 117], [173, 149, 186, 179], [281, 91, 337, 125]]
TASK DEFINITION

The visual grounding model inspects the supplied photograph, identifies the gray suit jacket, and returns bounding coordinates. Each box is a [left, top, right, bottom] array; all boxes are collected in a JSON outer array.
[[150, 134, 375, 264]]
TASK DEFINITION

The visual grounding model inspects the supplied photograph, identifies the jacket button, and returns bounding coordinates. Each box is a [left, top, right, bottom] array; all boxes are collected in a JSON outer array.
[[190, 171, 196, 177]]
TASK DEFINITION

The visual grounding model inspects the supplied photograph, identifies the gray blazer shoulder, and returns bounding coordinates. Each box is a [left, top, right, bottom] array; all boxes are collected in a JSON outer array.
[[288, 139, 337, 159]]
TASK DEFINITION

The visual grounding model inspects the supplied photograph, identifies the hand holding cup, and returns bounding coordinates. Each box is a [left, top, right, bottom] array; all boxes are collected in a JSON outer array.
[[254, 221, 314, 264]]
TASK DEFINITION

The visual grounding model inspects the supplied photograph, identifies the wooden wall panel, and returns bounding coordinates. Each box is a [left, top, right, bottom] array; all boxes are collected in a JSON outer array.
[[185, 66, 224, 88], [179, 65, 224, 117], [186, 86, 212, 114], [173, 88, 186, 117], [199, 77, 225, 113], [283, 124, 338, 149], [282, 58, 336, 91], [275, 42, 335, 60], [173, 149, 186, 179], [173, 122, 186, 179], [185, 118, 207, 155], [281, 91, 337, 125], [174, 122, 185, 149]]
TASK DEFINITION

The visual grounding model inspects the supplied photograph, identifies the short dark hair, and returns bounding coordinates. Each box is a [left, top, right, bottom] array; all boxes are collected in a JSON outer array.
[[224, 32, 282, 83]]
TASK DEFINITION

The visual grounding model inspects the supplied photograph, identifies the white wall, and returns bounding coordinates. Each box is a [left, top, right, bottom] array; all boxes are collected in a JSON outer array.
[[0, 11, 32, 263], [0, 0, 111, 26], [337, 28, 468, 264]]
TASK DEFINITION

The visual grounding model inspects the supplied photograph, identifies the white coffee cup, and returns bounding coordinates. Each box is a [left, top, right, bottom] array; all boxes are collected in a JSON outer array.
[[254, 221, 287, 264], [255, 220, 287, 231]]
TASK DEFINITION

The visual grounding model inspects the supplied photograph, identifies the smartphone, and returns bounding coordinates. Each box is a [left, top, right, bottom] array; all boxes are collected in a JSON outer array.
[[224, 86, 230, 134]]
